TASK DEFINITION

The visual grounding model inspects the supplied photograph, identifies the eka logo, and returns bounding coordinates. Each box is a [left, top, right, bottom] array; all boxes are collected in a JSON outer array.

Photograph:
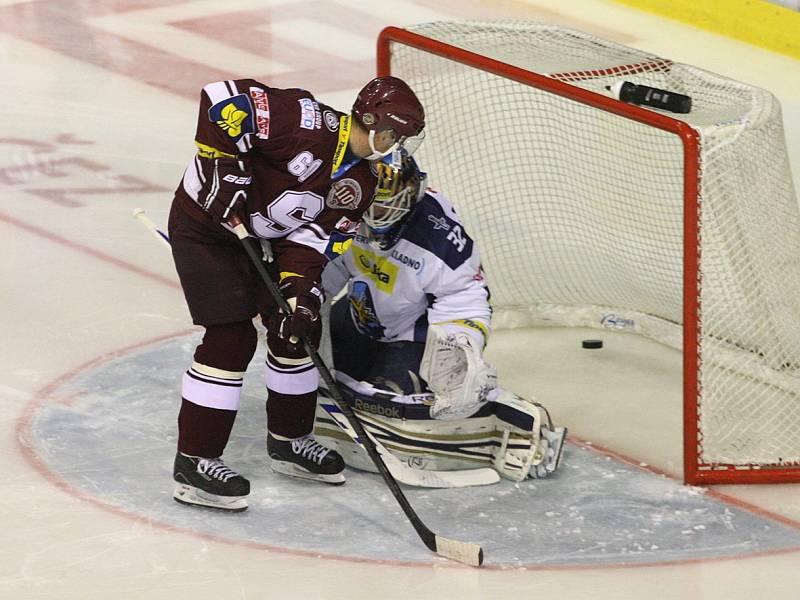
[[354, 247, 397, 293], [208, 94, 254, 140], [358, 255, 390, 284]]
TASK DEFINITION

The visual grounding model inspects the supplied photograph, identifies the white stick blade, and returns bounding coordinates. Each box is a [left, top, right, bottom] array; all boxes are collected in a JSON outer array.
[[431, 468, 500, 487], [435, 535, 484, 567], [132, 208, 171, 249], [398, 467, 499, 488]]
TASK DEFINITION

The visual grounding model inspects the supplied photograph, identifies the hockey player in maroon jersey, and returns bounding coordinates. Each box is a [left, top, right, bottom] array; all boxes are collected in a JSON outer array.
[[168, 76, 425, 511]]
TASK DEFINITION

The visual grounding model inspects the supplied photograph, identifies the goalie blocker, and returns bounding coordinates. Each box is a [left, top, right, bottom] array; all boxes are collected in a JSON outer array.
[[314, 372, 566, 482]]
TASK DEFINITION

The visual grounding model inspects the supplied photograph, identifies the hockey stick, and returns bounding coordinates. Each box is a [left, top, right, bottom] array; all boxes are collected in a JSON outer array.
[[318, 399, 500, 488], [133, 208, 499, 489], [226, 215, 484, 567], [132, 207, 171, 249], [132, 209, 496, 491], [132, 208, 484, 565]]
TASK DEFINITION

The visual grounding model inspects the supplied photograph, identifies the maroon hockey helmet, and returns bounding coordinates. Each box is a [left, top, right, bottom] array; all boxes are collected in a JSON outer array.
[[352, 76, 425, 158]]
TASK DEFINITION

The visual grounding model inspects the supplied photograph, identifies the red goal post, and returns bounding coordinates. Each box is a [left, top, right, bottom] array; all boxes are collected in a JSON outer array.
[[376, 22, 800, 485]]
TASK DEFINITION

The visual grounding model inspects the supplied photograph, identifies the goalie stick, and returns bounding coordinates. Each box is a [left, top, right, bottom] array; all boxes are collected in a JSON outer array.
[[132, 209, 499, 490], [132, 208, 485, 566]]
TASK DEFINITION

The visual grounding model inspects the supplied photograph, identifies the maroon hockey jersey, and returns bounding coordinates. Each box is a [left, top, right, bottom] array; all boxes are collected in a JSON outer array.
[[175, 79, 377, 286]]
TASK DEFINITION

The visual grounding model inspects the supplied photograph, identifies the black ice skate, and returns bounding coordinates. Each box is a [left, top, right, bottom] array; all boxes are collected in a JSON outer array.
[[267, 433, 345, 485], [173, 452, 250, 512]]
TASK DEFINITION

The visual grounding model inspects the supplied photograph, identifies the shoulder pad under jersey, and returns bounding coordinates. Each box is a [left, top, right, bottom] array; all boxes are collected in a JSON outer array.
[[401, 192, 474, 270]]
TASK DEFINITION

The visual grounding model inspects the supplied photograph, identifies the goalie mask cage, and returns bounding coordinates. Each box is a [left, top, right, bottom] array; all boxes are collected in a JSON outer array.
[[377, 22, 800, 485]]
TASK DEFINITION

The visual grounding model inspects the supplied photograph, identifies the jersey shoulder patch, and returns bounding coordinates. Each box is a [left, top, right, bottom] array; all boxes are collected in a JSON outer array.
[[402, 192, 474, 270], [323, 229, 356, 260], [207, 91, 255, 143]]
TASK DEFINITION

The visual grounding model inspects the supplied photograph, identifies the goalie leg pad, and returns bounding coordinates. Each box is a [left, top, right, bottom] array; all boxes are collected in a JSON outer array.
[[490, 391, 540, 481], [313, 382, 503, 473], [490, 390, 567, 481], [313, 383, 566, 480], [314, 402, 499, 473]]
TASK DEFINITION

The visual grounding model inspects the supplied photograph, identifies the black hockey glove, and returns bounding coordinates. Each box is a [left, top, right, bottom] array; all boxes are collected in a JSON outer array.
[[201, 158, 252, 223], [271, 282, 324, 349]]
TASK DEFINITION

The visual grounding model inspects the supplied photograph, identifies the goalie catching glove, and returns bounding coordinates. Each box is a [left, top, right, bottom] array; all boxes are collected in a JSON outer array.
[[200, 157, 252, 223], [419, 324, 497, 419]]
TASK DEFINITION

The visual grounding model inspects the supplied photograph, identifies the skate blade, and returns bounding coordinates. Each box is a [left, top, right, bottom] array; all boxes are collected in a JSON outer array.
[[270, 460, 346, 485], [173, 483, 248, 512]]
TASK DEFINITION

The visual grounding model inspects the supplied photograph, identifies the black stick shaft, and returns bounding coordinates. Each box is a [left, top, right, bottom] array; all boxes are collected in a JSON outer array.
[[229, 219, 439, 551]]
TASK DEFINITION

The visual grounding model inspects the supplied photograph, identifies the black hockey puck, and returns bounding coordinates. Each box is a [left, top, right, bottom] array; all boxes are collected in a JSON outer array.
[[582, 339, 603, 349]]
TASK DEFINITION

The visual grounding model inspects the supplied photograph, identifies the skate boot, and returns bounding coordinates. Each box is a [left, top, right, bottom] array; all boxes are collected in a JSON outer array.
[[267, 433, 345, 485], [173, 452, 250, 512]]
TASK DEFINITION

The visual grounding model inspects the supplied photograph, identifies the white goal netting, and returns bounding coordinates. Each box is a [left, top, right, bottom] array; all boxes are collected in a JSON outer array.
[[384, 21, 800, 479]]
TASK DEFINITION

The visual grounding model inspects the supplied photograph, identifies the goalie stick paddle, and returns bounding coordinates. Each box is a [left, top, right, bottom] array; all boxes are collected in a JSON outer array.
[[318, 400, 500, 489], [225, 215, 484, 567]]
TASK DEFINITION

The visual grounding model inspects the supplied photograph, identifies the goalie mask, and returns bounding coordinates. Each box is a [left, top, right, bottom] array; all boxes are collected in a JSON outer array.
[[352, 76, 426, 159], [364, 155, 427, 248]]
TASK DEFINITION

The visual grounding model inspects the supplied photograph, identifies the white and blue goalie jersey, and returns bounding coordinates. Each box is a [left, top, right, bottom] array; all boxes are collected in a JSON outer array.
[[322, 189, 492, 347]]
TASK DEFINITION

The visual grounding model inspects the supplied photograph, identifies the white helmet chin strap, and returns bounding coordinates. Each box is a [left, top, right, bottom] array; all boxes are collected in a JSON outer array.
[[365, 129, 400, 160]]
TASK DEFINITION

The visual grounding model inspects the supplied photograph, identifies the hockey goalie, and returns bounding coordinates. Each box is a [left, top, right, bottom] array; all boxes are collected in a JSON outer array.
[[315, 155, 566, 482]]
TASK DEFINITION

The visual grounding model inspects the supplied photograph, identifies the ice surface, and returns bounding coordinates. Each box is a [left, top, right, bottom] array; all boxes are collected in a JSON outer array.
[[25, 334, 800, 568]]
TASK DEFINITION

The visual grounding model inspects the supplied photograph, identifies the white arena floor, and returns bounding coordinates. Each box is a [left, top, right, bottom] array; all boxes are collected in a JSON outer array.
[[2, 1, 799, 598]]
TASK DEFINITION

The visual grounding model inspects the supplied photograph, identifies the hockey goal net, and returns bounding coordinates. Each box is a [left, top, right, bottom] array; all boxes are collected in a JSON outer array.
[[378, 21, 800, 485]]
